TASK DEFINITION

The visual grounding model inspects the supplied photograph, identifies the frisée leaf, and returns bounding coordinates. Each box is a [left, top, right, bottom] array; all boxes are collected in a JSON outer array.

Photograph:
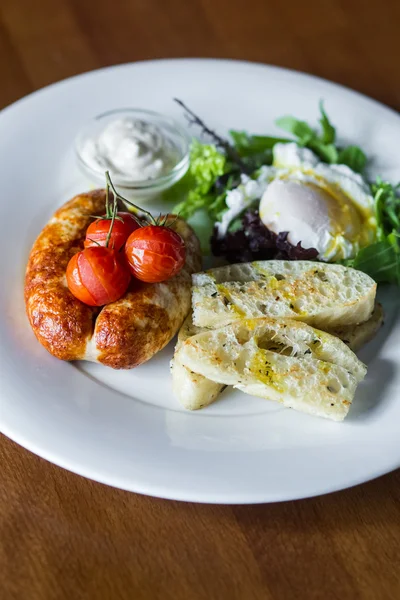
[[165, 140, 226, 220]]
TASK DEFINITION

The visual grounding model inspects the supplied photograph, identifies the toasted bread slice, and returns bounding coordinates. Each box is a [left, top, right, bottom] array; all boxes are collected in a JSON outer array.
[[178, 318, 367, 421], [327, 303, 384, 351], [177, 312, 204, 343], [171, 314, 225, 410], [192, 261, 376, 329], [172, 305, 382, 410], [170, 356, 225, 410]]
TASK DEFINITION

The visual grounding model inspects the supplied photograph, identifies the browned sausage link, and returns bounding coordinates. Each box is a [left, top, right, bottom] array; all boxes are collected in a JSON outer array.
[[24, 190, 107, 360], [95, 218, 202, 369], [25, 192, 202, 368]]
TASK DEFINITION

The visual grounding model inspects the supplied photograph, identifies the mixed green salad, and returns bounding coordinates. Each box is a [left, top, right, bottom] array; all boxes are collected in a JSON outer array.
[[165, 100, 400, 285]]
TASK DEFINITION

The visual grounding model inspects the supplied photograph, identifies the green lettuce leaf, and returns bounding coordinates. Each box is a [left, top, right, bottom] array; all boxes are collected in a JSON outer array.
[[165, 140, 226, 220]]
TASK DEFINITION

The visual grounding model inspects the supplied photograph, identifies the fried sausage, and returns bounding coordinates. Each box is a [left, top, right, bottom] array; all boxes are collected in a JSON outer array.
[[25, 190, 202, 369]]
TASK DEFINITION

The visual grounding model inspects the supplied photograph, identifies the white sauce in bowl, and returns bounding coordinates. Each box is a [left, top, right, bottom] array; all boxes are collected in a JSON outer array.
[[80, 117, 179, 182]]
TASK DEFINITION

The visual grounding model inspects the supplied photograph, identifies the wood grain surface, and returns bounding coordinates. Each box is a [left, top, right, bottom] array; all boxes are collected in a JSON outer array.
[[1, 0, 400, 598]]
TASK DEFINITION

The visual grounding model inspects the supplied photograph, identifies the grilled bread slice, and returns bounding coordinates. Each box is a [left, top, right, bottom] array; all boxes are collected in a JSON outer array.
[[171, 314, 225, 410], [178, 318, 367, 421], [327, 303, 384, 352], [192, 261, 376, 329], [172, 305, 382, 410], [170, 357, 225, 410]]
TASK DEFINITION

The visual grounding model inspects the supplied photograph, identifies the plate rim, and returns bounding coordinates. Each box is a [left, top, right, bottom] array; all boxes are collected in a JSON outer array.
[[1, 58, 400, 503], [2, 417, 399, 504], [2, 57, 400, 121]]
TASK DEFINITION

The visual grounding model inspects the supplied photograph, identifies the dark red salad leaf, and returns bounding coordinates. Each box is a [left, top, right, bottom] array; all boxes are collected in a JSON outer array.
[[211, 209, 319, 263]]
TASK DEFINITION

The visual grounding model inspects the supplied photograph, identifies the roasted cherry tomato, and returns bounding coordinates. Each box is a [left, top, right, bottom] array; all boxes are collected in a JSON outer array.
[[124, 225, 186, 283], [66, 246, 131, 306], [84, 212, 139, 251]]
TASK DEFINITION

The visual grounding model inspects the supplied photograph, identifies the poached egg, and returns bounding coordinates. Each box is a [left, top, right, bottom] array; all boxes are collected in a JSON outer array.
[[258, 143, 377, 261]]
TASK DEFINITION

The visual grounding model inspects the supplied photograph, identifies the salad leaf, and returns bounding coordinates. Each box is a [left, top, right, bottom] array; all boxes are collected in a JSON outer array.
[[372, 177, 400, 236], [231, 114, 340, 166], [274, 102, 366, 172], [186, 139, 226, 196], [308, 140, 338, 163], [337, 146, 367, 174], [347, 237, 400, 284], [228, 216, 244, 233], [173, 101, 391, 273], [208, 191, 229, 221], [344, 179, 400, 284], [165, 140, 226, 220], [229, 130, 289, 157], [318, 101, 336, 144], [274, 116, 315, 142], [241, 151, 274, 170], [174, 98, 248, 174], [211, 209, 318, 264], [275, 103, 339, 164]]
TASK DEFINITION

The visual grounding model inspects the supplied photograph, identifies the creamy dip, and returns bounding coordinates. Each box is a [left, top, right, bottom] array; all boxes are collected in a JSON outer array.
[[80, 117, 179, 181]]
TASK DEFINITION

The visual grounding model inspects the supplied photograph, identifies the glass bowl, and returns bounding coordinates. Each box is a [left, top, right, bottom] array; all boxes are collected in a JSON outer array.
[[75, 108, 190, 200]]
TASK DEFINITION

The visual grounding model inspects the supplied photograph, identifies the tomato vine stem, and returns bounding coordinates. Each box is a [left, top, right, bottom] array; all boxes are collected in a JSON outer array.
[[105, 171, 157, 226]]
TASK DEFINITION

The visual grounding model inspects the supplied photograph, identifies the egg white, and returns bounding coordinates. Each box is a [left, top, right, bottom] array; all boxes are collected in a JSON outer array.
[[259, 143, 377, 261]]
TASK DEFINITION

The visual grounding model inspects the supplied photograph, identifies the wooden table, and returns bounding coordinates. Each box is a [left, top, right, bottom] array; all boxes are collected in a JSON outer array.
[[1, 1, 399, 598]]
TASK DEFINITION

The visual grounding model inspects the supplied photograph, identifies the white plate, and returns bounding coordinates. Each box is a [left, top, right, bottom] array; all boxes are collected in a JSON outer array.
[[0, 59, 399, 503]]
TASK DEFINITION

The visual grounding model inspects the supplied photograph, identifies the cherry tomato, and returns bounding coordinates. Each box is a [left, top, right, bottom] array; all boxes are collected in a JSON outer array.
[[66, 246, 131, 306], [84, 212, 139, 251], [124, 225, 186, 283]]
